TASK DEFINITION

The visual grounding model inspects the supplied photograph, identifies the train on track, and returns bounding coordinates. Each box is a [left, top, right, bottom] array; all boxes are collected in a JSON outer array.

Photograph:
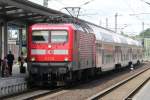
[[27, 22, 143, 86]]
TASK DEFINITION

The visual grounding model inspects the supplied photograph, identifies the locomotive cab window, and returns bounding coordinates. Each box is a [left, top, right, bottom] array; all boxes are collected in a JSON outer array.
[[32, 31, 49, 43], [51, 31, 68, 43]]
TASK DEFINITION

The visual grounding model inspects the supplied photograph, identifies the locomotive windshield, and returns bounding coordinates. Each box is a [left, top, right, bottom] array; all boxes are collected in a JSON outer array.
[[32, 30, 68, 43], [51, 31, 68, 43], [32, 31, 49, 43]]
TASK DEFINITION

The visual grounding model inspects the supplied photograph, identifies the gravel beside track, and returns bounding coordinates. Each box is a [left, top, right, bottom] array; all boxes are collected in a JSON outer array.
[[35, 63, 149, 100]]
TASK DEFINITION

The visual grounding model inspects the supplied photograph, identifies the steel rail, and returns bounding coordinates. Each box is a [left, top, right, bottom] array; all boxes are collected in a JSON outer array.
[[24, 87, 64, 100]]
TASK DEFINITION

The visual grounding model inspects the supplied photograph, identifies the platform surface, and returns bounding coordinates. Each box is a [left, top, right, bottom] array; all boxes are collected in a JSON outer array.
[[0, 63, 28, 78], [133, 80, 150, 100]]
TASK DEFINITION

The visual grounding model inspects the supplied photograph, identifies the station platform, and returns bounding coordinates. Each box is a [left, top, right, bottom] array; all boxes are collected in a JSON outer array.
[[133, 80, 150, 100], [0, 63, 28, 98]]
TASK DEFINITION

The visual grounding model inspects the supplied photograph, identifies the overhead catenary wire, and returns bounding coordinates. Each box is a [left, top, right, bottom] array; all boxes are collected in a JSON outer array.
[[121, 0, 147, 34], [123, 0, 143, 22], [53, 0, 67, 6], [58, 0, 96, 18], [28, 0, 149, 35]]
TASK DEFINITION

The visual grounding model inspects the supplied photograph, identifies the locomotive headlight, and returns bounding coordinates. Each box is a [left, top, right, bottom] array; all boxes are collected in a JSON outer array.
[[31, 57, 35, 61], [64, 58, 68, 61]]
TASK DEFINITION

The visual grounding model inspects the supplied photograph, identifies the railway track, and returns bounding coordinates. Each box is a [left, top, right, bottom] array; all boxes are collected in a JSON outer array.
[[3, 63, 149, 100], [24, 87, 64, 100], [88, 64, 150, 100], [29, 63, 149, 100]]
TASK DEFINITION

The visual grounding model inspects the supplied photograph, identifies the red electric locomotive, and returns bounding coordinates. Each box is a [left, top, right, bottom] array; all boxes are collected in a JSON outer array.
[[28, 23, 96, 86]]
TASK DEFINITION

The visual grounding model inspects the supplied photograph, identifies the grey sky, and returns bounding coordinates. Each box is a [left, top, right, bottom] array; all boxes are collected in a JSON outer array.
[[29, 0, 150, 35]]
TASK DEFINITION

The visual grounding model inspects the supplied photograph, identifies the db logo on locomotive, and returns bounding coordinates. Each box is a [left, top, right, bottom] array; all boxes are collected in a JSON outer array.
[[47, 50, 54, 54]]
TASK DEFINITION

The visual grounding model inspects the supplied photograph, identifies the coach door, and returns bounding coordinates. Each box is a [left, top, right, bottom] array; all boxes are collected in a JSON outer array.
[[115, 46, 122, 64], [96, 41, 102, 68]]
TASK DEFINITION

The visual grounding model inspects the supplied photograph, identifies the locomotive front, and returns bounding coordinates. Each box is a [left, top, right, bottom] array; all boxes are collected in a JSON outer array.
[[28, 24, 73, 86]]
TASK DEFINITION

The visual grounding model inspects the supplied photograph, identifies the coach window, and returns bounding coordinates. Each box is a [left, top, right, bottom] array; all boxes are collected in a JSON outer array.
[[32, 31, 49, 43], [51, 31, 68, 43]]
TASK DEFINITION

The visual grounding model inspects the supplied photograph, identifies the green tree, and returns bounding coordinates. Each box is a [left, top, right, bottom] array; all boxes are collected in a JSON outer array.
[[140, 28, 150, 38], [120, 31, 129, 37]]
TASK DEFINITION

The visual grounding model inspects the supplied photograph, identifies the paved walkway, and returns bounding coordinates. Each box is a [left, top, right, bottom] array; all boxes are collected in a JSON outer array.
[[12, 63, 28, 77], [0, 63, 28, 78], [133, 80, 150, 100]]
